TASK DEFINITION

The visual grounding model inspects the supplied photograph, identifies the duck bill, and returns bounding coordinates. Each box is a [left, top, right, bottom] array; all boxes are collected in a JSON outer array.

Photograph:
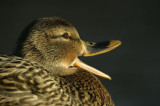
[[73, 58, 112, 80], [74, 40, 121, 80], [82, 40, 121, 56]]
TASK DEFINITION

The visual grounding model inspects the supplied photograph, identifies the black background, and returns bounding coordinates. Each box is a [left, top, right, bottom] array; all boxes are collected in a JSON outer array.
[[0, 0, 159, 106]]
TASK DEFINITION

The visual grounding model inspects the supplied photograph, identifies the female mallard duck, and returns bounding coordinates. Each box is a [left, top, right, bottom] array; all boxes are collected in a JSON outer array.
[[0, 17, 121, 106]]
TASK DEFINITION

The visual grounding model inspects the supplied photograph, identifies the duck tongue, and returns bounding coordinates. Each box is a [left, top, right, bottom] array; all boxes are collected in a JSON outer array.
[[73, 58, 111, 80]]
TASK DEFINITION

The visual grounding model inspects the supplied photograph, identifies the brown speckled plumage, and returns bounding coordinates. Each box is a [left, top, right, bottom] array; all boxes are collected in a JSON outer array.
[[0, 17, 115, 106]]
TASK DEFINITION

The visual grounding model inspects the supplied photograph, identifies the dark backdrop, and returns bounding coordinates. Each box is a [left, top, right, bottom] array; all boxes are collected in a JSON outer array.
[[0, 0, 159, 106]]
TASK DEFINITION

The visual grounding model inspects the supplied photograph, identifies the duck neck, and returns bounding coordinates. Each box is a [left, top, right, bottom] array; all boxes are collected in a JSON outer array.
[[50, 66, 78, 76], [23, 52, 78, 76]]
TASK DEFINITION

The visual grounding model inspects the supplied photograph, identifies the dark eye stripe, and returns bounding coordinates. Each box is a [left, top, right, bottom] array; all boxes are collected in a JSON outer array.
[[49, 33, 69, 39], [48, 33, 77, 40], [44, 32, 60, 39], [50, 36, 60, 39]]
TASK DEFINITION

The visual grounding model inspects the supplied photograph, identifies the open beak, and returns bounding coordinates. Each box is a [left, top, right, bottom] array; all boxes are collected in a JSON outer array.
[[73, 40, 121, 80], [82, 40, 121, 56]]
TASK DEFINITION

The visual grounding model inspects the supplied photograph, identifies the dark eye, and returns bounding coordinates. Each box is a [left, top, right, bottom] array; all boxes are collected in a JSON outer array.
[[62, 33, 69, 39]]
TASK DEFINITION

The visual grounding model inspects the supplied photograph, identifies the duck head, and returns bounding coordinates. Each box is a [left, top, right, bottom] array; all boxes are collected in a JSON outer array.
[[16, 17, 121, 80]]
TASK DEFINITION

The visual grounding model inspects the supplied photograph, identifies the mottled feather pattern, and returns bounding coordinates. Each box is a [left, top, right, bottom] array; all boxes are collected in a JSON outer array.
[[0, 17, 116, 106], [0, 55, 114, 106]]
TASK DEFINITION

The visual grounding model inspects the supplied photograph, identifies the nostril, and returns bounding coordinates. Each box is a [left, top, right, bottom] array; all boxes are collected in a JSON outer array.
[[90, 42, 95, 46]]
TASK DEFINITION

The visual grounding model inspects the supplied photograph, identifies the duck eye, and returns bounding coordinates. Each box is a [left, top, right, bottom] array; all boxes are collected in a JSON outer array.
[[62, 33, 69, 39]]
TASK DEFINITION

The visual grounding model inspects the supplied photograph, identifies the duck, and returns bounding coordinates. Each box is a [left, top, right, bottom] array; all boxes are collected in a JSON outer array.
[[0, 17, 121, 106]]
